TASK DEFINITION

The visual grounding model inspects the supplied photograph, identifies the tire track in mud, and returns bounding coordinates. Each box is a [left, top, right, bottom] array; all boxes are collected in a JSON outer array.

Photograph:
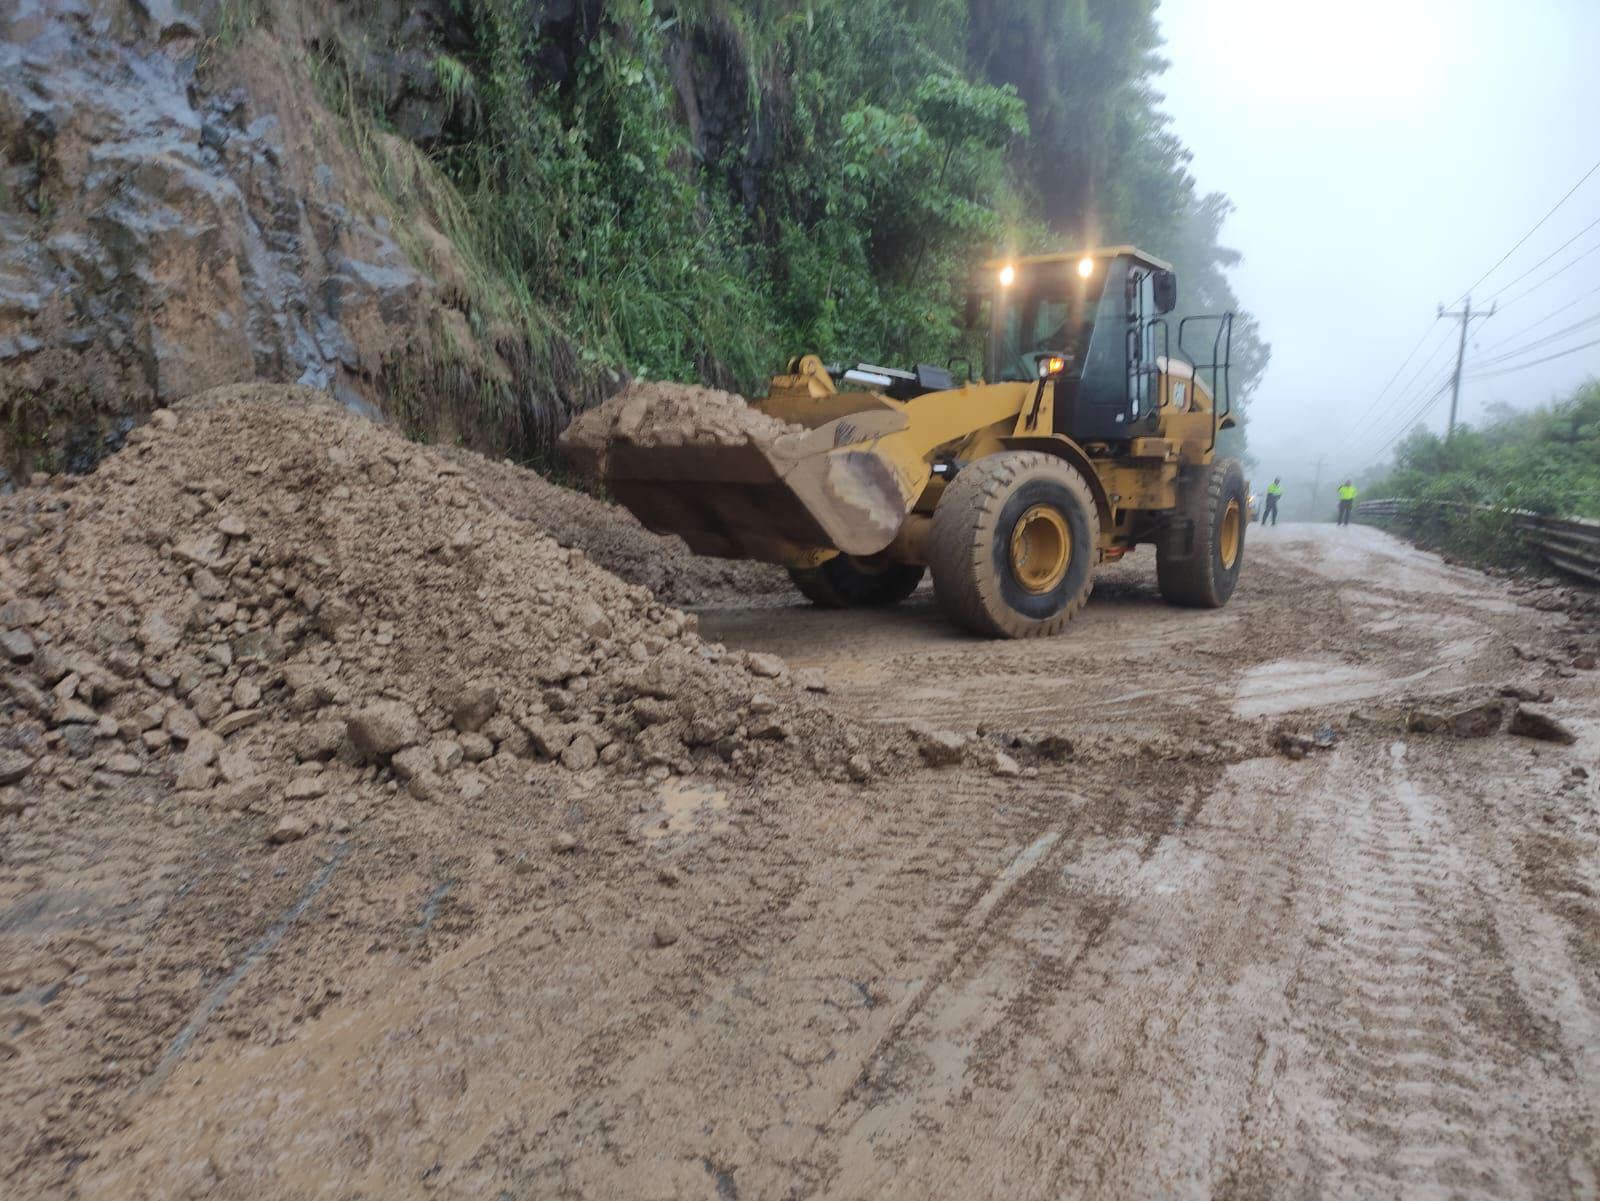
[[804, 757, 1292, 1201], [1229, 743, 1596, 1200]]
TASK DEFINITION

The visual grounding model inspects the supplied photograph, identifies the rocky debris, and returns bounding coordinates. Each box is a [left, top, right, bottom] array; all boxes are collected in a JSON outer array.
[[442, 446, 784, 607], [391, 747, 434, 782], [551, 832, 579, 854], [295, 721, 346, 762], [0, 751, 34, 787], [846, 753, 873, 783], [1274, 726, 1339, 759], [1407, 701, 1505, 739], [560, 735, 599, 772], [459, 733, 494, 762], [0, 390, 883, 822], [0, 629, 35, 662], [651, 919, 681, 948], [982, 728, 1075, 763], [1507, 705, 1577, 746], [558, 382, 803, 480], [1500, 684, 1554, 703], [270, 814, 311, 844], [746, 653, 788, 680], [284, 777, 327, 801], [347, 702, 422, 762], [991, 752, 1021, 778], [447, 682, 499, 733], [915, 728, 969, 767]]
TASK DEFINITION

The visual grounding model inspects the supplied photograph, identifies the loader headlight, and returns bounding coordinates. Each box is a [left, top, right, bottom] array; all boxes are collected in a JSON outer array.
[[1077, 256, 1095, 278], [1039, 355, 1067, 378], [999, 264, 1016, 287]]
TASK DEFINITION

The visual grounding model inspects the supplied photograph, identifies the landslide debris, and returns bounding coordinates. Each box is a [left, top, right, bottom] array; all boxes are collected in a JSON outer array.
[[0, 385, 892, 823], [441, 446, 787, 607], [558, 381, 804, 478]]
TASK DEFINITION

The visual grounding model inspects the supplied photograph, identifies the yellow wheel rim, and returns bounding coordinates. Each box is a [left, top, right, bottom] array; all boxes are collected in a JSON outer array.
[[1009, 504, 1071, 594], [1220, 498, 1242, 570]]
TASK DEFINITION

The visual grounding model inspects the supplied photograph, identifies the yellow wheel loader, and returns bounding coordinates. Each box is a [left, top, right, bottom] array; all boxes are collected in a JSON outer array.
[[565, 246, 1247, 638]]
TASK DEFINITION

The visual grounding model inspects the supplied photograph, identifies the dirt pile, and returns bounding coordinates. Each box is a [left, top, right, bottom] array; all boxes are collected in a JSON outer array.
[[0, 386, 894, 826], [558, 381, 803, 477], [443, 447, 788, 606]]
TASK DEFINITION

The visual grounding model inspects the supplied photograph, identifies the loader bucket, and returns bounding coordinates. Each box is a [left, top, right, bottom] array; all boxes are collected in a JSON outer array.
[[559, 384, 918, 565]]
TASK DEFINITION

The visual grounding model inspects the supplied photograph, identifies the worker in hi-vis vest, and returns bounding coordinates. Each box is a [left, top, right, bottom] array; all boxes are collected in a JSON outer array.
[[1263, 478, 1282, 526], [1337, 480, 1357, 526]]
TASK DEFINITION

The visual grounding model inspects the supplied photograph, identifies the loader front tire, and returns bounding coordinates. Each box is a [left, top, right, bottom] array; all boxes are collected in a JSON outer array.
[[1156, 457, 1247, 608], [788, 556, 925, 609], [930, 452, 1097, 639]]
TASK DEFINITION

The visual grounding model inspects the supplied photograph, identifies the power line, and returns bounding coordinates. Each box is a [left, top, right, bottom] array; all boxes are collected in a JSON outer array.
[[1324, 324, 1455, 460], [1348, 359, 1459, 462], [1480, 281, 1600, 349], [1465, 333, 1600, 380], [1344, 351, 1459, 463], [1364, 376, 1457, 460], [1493, 236, 1600, 311], [1473, 310, 1600, 367], [1453, 157, 1600, 302], [1350, 324, 1442, 424], [1481, 212, 1600, 301]]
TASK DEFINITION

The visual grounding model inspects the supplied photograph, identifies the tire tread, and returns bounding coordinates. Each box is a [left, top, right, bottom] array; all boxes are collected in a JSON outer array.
[[930, 451, 1096, 638]]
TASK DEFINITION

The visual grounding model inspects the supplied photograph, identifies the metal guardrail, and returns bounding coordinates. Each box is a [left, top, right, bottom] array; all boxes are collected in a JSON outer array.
[[1355, 498, 1600, 585]]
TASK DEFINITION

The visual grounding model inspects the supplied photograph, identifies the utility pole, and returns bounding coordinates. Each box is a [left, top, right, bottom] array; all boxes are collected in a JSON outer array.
[[1437, 297, 1496, 439]]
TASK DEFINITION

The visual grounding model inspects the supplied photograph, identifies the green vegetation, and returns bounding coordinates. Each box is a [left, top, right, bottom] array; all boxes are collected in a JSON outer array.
[[1362, 379, 1600, 565], [306, 0, 1270, 449], [1368, 381, 1600, 518]]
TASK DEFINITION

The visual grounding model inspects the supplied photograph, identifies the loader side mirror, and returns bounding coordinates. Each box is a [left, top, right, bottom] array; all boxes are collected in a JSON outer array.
[[1153, 270, 1178, 315]]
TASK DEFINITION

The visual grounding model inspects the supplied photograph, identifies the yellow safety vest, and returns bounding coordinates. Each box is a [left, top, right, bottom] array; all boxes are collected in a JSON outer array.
[[1338, 485, 1357, 501], [1267, 483, 1282, 496]]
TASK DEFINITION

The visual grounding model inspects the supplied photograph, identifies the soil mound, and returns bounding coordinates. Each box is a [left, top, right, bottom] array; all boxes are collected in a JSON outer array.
[[0, 386, 889, 825], [558, 382, 802, 478], [442, 447, 788, 607]]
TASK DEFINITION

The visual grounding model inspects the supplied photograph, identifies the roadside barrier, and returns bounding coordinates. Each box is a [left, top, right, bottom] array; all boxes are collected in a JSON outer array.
[[1355, 498, 1600, 586]]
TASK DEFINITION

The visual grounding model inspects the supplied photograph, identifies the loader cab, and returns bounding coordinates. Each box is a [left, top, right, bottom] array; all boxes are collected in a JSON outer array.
[[984, 248, 1233, 447]]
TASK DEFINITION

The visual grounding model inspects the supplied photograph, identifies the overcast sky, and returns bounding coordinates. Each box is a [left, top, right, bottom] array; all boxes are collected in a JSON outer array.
[[1156, 0, 1600, 488]]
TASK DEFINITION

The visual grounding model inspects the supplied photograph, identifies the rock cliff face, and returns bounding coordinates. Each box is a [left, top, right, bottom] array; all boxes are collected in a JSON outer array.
[[0, 0, 581, 478]]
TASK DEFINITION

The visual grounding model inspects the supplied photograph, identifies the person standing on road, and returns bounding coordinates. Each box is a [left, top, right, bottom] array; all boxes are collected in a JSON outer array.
[[1263, 478, 1282, 526], [1337, 480, 1357, 526]]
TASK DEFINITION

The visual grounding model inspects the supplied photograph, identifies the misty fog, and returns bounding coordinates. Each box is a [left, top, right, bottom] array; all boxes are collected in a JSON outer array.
[[1157, 0, 1600, 515]]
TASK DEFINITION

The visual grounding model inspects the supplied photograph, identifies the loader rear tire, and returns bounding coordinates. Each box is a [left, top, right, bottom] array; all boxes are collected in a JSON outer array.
[[930, 451, 1097, 639], [788, 556, 925, 609], [1156, 457, 1247, 608]]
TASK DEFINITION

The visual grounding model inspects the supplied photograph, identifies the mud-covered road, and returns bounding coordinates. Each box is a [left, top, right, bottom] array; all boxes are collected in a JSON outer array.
[[13, 524, 1600, 1199]]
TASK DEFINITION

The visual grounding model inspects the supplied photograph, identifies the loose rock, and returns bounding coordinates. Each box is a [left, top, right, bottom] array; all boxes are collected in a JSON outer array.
[[0, 629, 36, 662], [1508, 705, 1577, 745], [346, 701, 422, 761], [916, 728, 968, 767], [270, 814, 310, 844]]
